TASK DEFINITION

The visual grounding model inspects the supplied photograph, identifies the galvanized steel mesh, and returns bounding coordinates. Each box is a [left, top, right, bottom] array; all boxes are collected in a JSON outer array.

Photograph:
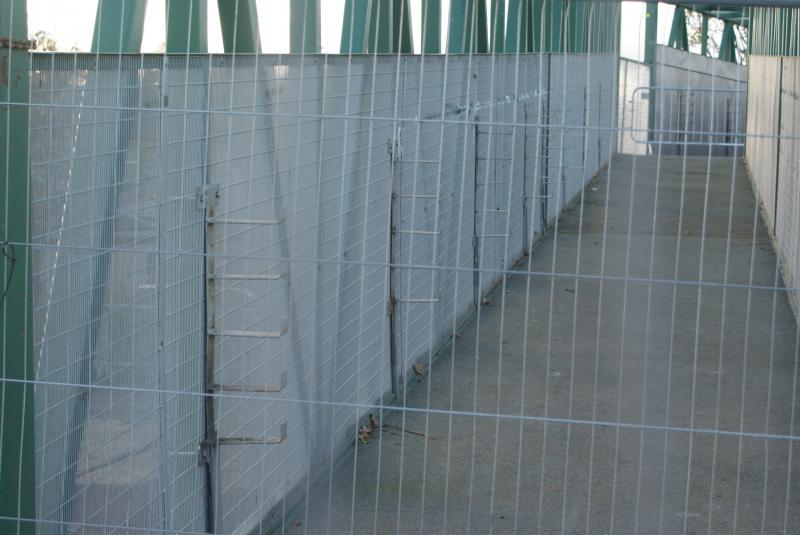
[[4, 2, 800, 535]]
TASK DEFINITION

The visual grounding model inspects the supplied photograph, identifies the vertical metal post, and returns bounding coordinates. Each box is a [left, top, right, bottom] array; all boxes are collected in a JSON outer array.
[[644, 1, 658, 64], [701, 14, 709, 56], [340, 0, 372, 53], [506, 0, 528, 53], [490, 0, 505, 53], [719, 22, 737, 62], [91, 0, 148, 53], [448, 0, 471, 53], [166, 0, 208, 53], [217, 0, 261, 53], [476, 0, 489, 53], [422, 0, 441, 53], [394, 0, 414, 53], [566, 0, 586, 53], [0, 0, 33, 533], [290, 0, 321, 53], [546, 0, 565, 53], [668, 6, 689, 51]]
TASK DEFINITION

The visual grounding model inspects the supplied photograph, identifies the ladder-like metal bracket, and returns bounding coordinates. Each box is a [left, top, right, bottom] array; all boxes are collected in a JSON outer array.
[[214, 371, 288, 394], [199, 421, 288, 463]]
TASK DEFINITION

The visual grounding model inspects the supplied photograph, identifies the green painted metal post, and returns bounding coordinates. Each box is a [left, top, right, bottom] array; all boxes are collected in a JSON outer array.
[[475, 0, 489, 53], [290, 0, 321, 53], [506, 0, 528, 53], [166, 0, 208, 53], [422, 0, 441, 53], [528, 0, 543, 52], [340, 0, 371, 53], [566, 0, 587, 53], [644, 1, 658, 64], [91, 0, 148, 53], [546, 0, 565, 53], [394, 0, 414, 53], [668, 6, 689, 51], [490, 0, 505, 53], [217, 0, 261, 53], [701, 14, 709, 56], [448, 0, 472, 53], [0, 0, 34, 533], [719, 22, 737, 62], [369, 0, 392, 52]]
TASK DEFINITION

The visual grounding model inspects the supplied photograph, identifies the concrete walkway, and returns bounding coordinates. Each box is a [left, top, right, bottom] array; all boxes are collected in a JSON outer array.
[[286, 155, 800, 534]]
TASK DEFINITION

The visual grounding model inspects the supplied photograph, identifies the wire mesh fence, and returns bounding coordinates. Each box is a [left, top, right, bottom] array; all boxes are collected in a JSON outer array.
[[2, 1, 800, 534]]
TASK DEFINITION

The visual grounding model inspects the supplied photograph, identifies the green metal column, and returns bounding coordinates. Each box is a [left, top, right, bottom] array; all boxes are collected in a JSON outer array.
[[719, 22, 737, 62], [565, 0, 587, 53], [340, 0, 371, 53], [217, 0, 261, 53], [422, 0, 441, 53], [166, 0, 208, 53], [700, 14, 709, 56], [0, 0, 34, 533], [528, 0, 543, 52], [644, 1, 658, 64], [506, 0, 528, 53], [91, 0, 148, 53], [668, 6, 689, 51], [363, 0, 413, 53], [476, 0, 489, 53], [448, 0, 473, 53], [490, 0, 505, 53], [290, 0, 321, 53], [546, 0, 565, 53]]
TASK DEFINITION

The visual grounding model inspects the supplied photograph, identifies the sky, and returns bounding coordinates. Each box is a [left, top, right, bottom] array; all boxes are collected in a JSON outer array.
[[27, 1, 714, 60]]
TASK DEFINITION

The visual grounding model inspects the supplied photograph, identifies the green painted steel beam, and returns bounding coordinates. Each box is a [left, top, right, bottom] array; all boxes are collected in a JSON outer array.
[[448, 0, 478, 53], [701, 13, 709, 56], [166, 0, 208, 53], [506, 0, 528, 53], [290, 0, 321, 53], [360, 0, 413, 53], [546, 0, 565, 53], [476, 0, 489, 53], [0, 0, 34, 534], [91, 0, 148, 53], [644, 1, 658, 63], [566, 0, 587, 53], [668, 6, 689, 51], [490, 0, 505, 53], [217, 0, 261, 53], [719, 21, 736, 61], [340, 0, 371, 53], [422, 0, 441, 53]]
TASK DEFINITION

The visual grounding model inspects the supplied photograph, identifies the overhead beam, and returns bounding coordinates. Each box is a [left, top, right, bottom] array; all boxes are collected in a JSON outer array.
[[290, 0, 321, 53], [217, 0, 261, 53], [0, 0, 34, 533], [166, 0, 208, 53], [91, 0, 148, 53]]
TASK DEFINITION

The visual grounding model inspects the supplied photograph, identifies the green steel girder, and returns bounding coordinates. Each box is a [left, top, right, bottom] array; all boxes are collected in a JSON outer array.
[[340, 0, 371, 53], [0, 0, 34, 533], [166, 0, 208, 53], [644, 1, 658, 63], [565, 0, 587, 53], [217, 0, 261, 53], [91, 0, 148, 53], [545, 0, 565, 53], [448, 0, 470, 53], [366, 0, 413, 53], [668, 6, 689, 51], [476, 0, 489, 53], [422, 0, 441, 53], [490, 0, 506, 53], [701, 13, 709, 55], [719, 21, 737, 61], [290, 0, 321, 53], [505, 0, 528, 53]]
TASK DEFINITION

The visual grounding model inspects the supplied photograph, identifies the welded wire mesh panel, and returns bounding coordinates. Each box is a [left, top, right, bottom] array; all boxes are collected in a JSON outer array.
[[7, 2, 800, 535]]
